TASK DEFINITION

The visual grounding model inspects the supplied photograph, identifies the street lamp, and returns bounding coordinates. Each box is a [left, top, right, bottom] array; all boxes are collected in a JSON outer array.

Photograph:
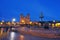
[[12, 18, 16, 26], [52, 20, 56, 28], [0, 22, 3, 25], [12, 18, 16, 22], [53, 20, 55, 22], [2, 20, 4, 22]]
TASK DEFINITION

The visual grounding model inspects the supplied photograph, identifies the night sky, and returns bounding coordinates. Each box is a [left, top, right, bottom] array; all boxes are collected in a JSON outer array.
[[0, 0, 60, 22]]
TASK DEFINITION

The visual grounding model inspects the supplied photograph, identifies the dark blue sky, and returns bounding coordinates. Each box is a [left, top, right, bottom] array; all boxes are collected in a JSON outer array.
[[0, 0, 60, 21]]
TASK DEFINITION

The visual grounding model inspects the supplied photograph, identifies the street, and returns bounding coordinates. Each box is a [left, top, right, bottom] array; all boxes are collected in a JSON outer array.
[[0, 29, 60, 40]]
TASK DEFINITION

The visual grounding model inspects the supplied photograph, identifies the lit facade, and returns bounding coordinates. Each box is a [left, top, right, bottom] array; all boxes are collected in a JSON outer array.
[[20, 14, 30, 24], [38, 21, 60, 28]]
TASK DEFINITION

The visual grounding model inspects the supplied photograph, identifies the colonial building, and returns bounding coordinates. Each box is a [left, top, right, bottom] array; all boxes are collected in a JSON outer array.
[[20, 13, 30, 24], [38, 21, 60, 28]]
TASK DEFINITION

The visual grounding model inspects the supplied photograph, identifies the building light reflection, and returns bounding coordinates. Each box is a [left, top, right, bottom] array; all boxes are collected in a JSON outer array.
[[21, 27, 25, 31], [20, 35, 24, 40], [10, 32, 15, 40], [0, 28, 3, 35]]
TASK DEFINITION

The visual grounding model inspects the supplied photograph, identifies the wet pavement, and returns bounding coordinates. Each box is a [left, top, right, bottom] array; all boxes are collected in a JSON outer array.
[[0, 31, 60, 40]]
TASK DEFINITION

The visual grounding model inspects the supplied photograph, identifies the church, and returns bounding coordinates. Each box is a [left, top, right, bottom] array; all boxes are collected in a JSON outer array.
[[20, 13, 30, 24]]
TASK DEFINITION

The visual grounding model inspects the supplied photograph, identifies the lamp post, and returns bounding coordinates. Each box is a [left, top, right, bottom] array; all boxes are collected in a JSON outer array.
[[53, 20, 56, 28], [12, 18, 16, 26], [12, 18, 16, 22]]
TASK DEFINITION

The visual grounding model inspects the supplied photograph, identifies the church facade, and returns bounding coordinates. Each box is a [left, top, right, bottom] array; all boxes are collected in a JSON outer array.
[[20, 13, 30, 24]]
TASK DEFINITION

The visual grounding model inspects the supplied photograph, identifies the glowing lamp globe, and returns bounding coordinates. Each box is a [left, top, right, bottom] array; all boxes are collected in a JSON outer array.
[[12, 18, 16, 22]]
